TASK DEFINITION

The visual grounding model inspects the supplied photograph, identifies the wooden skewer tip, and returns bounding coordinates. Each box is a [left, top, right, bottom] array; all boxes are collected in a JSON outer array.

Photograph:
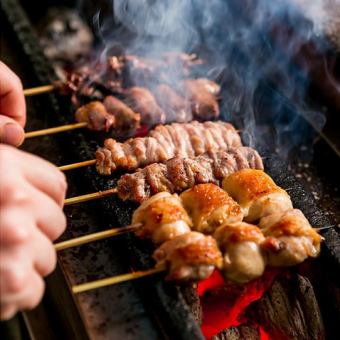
[[25, 122, 87, 139], [23, 84, 55, 96], [64, 188, 118, 206], [59, 159, 96, 172]]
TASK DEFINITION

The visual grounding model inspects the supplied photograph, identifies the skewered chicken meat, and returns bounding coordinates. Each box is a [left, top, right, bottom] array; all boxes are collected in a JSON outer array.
[[260, 209, 321, 267], [124, 87, 166, 125], [180, 184, 243, 234], [103, 96, 141, 136], [96, 121, 242, 175], [153, 84, 192, 123], [153, 232, 223, 281], [222, 169, 293, 222], [117, 147, 263, 203], [214, 222, 266, 283], [182, 79, 220, 120], [75, 101, 115, 131], [132, 192, 192, 244]]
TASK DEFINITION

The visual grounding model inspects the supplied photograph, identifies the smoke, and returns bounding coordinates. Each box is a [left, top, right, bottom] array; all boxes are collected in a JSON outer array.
[[94, 0, 329, 159]]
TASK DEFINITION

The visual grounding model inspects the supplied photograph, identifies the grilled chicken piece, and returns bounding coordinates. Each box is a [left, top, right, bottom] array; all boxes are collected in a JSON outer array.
[[214, 222, 266, 283], [153, 84, 192, 123], [96, 121, 242, 175], [260, 209, 322, 267], [192, 78, 221, 96], [182, 79, 220, 120], [132, 192, 192, 244], [75, 101, 115, 131], [117, 147, 263, 203], [153, 232, 223, 282], [180, 184, 243, 234], [222, 169, 293, 222], [103, 96, 140, 137], [124, 87, 166, 125]]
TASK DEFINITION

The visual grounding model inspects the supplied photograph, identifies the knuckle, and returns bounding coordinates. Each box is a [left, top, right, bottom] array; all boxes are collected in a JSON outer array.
[[0, 182, 29, 206], [0, 217, 30, 244], [2, 267, 27, 294]]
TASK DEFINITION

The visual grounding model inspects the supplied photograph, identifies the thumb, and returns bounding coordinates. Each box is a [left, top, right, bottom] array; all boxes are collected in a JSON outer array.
[[0, 115, 25, 146]]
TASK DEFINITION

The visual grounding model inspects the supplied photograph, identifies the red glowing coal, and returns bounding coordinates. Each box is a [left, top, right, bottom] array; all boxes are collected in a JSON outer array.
[[197, 270, 277, 339]]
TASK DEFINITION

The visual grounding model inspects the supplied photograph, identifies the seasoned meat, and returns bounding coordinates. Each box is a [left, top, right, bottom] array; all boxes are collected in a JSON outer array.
[[260, 209, 321, 267], [153, 84, 192, 123], [96, 121, 242, 175], [153, 232, 223, 282], [222, 169, 293, 222], [132, 192, 192, 244], [103, 96, 141, 137], [214, 222, 266, 283], [180, 184, 243, 234], [74, 101, 115, 131], [191, 78, 221, 96], [124, 87, 166, 125], [182, 79, 220, 120], [117, 147, 263, 203]]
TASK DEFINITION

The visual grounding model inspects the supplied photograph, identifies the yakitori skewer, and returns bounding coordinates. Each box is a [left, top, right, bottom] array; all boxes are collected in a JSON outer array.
[[63, 147, 264, 205], [72, 265, 166, 294], [25, 122, 87, 139], [23, 84, 55, 96]]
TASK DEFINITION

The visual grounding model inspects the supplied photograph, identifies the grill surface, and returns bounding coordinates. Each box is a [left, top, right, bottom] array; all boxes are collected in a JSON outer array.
[[1, 0, 339, 339]]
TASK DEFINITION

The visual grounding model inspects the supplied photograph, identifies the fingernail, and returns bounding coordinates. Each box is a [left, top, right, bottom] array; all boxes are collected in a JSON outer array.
[[1, 123, 24, 146]]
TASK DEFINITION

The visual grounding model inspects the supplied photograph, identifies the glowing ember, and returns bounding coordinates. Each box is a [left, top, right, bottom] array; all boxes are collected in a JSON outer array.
[[197, 270, 278, 339]]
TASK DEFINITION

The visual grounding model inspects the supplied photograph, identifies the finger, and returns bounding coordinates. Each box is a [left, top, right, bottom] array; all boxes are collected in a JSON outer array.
[[31, 228, 57, 276], [0, 303, 17, 321], [19, 151, 67, 207], [0, 62, 26, 127], [0, 207, 32, 245], [29, 187, 67, 241], [0, 115, 25, 146]]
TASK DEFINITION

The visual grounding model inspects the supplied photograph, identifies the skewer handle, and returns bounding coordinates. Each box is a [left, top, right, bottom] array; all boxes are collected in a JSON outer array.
[[64, 188, 118, 206], [59, 159, 96, 171], [72, 265, 166, 294], [23, 84, 55, 96], [25, 122, 87, 139], [55, 224, 141, 251]]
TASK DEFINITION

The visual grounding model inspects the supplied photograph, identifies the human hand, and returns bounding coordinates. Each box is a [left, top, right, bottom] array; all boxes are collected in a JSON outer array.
[[0, 145, 67, 320], [0, 61, 26, 146]]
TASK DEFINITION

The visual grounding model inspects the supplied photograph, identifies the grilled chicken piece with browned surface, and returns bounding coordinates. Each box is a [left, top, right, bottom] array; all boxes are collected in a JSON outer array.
[[180, 184, 243, 234], [117, 147, 263, 203], [182, 79, 220, 120], [222, 169, 293, 222], [153, 84, 192, 123], [260, 209, 322, 267], [124, 87, 166, 126], [153, 232, 223, 281], [75, 101, 115, 131], [214, 222, 266, 283], [96, 121, 242, 175], [132, 192, 192, 244]]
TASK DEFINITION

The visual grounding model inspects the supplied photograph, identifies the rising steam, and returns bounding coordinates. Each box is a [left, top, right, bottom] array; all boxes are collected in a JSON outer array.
[[93, 0, 329, 158]]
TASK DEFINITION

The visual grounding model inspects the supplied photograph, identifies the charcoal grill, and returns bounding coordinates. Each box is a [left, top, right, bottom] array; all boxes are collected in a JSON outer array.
[[1, 0, 339, 339]]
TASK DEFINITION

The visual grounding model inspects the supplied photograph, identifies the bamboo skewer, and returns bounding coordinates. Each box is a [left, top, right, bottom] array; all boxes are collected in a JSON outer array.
[[25, 122, 88, 139], [59, 159, 96, 171], [64, 188, 117, 205], [55, 224, 142, 251], [72, 265, 166, 294], [23, 84, 55, 96]]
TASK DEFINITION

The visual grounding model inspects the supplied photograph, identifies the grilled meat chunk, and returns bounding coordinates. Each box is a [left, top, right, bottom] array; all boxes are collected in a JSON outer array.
[[180, 184, 243, 234], [103, 96, 141, 137], [260, 209, 321, 267], [124, 87, 166, 125], [153, 84, 192, 123], [75, 101, 115, 131], [132, 192, 192, 244], [96, 121, 242, 175], [214, 222, 266, 283], [182, 79, 220, 120], [222, 169, 293, 222], [117, 147, 263, 203], [153, 232, 223, 282]]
